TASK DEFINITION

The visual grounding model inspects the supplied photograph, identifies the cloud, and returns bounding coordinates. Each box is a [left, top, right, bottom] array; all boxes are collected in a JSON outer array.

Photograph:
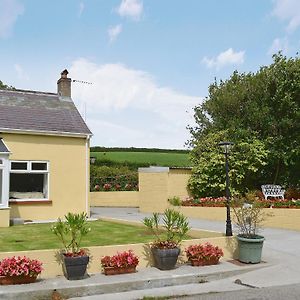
[[78, 2, 85, 17], [0, 0, 24, 38], [117, 0, 143, 21], [108, 24, 122, 43], [268, 37, 289, 55], [69, 58, 200, 148], [202, 48, 245, 70], [14, 64, 29, 80], [272, 0, 300, 32]]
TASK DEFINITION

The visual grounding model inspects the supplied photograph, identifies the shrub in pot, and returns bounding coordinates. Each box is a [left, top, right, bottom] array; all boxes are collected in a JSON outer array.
[[101, 250, 139, 275], [143, 209, 190, 270], [232, 197, 272, 264], [185, 243, 224, 266], [0, 256, 43, 285], [51, 212, 91, 280]]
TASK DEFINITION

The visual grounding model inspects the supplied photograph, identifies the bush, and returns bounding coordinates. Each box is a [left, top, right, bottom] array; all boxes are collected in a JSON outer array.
[[90, 165, 138, 192], [168, 196, 182, 206]]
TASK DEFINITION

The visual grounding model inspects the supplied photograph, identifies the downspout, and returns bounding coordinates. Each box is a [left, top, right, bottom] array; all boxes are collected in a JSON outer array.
[[85, 135, 91, 216]]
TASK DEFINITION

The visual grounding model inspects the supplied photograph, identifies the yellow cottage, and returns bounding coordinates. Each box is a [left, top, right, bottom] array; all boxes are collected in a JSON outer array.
[[0, 70, 92, 227]]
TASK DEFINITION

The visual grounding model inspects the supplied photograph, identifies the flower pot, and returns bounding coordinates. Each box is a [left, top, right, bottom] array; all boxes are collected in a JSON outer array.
[[237, 235, 265, 264], [63, 255, 89, 280], [151, 247, 180, 270], [0, 275, 37, 285], [190, 257, 220, 266], [103, 266, 137, 275]]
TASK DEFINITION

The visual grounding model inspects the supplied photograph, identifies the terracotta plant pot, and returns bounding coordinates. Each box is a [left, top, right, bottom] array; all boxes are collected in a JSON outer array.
[[103, 266, 136, 276], [190, 257, 220, 266], [0, 275, 37, 285]]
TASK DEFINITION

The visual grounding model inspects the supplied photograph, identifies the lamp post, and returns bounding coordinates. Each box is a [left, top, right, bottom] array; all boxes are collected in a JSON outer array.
[[218, 141, 234, 236]]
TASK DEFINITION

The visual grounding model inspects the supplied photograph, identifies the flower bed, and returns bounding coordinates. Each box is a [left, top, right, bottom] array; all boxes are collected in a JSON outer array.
[[181, 197, 300, 209], [185, 243, 223, 266], [92, 175, 138, 192], [101, 250, 139, 275], [0, 256, 43, 285]]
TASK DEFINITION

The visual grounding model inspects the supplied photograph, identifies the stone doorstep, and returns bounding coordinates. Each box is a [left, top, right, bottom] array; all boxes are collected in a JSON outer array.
[[0, 262, 268, 300]]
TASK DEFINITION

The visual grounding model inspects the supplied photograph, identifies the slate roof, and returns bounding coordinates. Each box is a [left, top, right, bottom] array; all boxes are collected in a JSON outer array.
[[0, 138, 9, 153], [0, 89, 91, 136]]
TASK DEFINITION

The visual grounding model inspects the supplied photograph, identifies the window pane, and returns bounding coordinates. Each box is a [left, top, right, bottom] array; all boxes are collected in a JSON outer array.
[[0, 159, 3, 165], [11, 162, 27, 170], [9, 173, 47, 199], [31, 162, 47, 171]]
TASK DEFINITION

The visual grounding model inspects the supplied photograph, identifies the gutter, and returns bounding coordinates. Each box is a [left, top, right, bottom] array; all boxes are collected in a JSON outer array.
[[0, 128, 92, 139]]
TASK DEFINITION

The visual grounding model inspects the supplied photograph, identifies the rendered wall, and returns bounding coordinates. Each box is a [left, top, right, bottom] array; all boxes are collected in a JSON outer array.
[[90, 191, 139, 207], [176, 207, 300, 231], [139, 167, 191, 213], [0, 208, 10, 227], [2, 133, 89, 221], [0, 236, 236, 278]]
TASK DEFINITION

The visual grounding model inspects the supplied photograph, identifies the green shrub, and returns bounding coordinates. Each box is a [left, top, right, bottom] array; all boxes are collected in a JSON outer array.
[[168, 196, 182, 206]]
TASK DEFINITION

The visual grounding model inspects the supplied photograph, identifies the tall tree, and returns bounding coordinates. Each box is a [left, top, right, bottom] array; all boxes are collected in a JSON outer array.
[[188, 53, 300, 196]]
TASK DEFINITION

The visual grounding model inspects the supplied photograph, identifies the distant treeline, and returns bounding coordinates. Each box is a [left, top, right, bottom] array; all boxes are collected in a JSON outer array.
[[90, 147, 190, 154]]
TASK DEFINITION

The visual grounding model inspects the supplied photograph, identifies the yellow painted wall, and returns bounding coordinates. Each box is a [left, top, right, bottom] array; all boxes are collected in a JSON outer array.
[[2, 133, 89, 221], [139, 168, 191, 213], [90, 191, 139, 207], [0, 208, 10, 227], [0, 236, 236, 278], [175, 207, 300, 231]]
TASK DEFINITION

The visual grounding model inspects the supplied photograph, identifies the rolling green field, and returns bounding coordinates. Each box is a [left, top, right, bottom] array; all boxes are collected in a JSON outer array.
[[91, 151, 191, 167]]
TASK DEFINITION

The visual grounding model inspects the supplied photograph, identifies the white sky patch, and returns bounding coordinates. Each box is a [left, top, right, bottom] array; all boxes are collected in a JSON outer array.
[[0, 0, 24, 38], [78, 2, 85, 18], [108, 24, 122, 43], [14, 64, 29, 81], [272, 0, 300, 32], [202, 48, 245, 70], [268, 37, 289, 55], [117, 0, 143, 21], [70, 58, 201, 148]]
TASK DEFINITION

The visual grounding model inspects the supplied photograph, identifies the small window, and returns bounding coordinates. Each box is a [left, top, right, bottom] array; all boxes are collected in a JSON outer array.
[[31, 162, 48, 171], [0, 159, 3, 165], [11, 162, 28, 170]]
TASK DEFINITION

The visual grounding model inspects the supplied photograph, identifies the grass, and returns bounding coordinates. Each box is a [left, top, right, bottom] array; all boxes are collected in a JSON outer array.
[[0, 220, 221, 252], [90, 152, 191, 168]]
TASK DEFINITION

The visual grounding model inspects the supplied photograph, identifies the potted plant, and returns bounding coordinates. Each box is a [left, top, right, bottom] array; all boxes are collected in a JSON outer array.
[[232, 197, 272, 264], [51, 212, 91, 280], [143, 208, 190, 270], [185, 243, 224, 266], [0, 256, 43, 285], [101, 250, 139, 275]]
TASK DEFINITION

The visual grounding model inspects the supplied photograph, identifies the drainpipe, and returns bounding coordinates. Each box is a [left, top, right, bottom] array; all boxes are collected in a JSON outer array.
[[85, 135, 91, 216]]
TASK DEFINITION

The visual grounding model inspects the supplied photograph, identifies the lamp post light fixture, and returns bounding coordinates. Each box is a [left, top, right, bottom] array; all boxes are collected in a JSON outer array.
[[218, 141, 234, 236]]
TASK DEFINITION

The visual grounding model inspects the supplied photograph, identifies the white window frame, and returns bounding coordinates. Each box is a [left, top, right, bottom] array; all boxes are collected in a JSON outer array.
[[0, 155, 9, 208], [9, 160, 50, 202]]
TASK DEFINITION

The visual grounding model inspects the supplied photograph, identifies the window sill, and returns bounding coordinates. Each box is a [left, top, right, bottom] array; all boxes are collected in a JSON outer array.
[[9, 200, 52, 205]]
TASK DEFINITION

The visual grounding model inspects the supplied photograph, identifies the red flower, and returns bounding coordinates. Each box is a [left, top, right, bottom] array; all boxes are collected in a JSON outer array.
[[101, 250, 139, 268], [185, 243, 224, 261]]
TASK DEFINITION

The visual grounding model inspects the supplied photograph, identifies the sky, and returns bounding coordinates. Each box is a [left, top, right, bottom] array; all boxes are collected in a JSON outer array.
[[0, 0, 300, 149]]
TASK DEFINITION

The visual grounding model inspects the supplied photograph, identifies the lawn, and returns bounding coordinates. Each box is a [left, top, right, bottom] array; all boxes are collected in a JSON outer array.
[[0, 220, 221, 252], [90, 151, 191, 167]]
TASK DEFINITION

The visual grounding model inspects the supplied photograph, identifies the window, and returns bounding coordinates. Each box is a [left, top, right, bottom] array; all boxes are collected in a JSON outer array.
[[9, 161, 49, 200]]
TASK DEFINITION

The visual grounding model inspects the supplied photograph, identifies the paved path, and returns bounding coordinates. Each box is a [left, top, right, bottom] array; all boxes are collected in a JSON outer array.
[[87, 207, 300, 299]]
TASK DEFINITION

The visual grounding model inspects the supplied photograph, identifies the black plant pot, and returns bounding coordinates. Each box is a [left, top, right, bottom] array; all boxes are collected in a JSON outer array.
[[151, 247, 180, 270], [63, 255, 89, 280]]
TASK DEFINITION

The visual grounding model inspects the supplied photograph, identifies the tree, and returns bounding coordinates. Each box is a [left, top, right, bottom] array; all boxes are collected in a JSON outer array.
[[0, 80, 14, 90], [188, 53, 300, 196]]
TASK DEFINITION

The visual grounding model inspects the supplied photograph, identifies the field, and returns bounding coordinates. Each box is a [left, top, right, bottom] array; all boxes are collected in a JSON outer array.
[[0, 220, 221, 252], [90, 151, 191, 167]]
